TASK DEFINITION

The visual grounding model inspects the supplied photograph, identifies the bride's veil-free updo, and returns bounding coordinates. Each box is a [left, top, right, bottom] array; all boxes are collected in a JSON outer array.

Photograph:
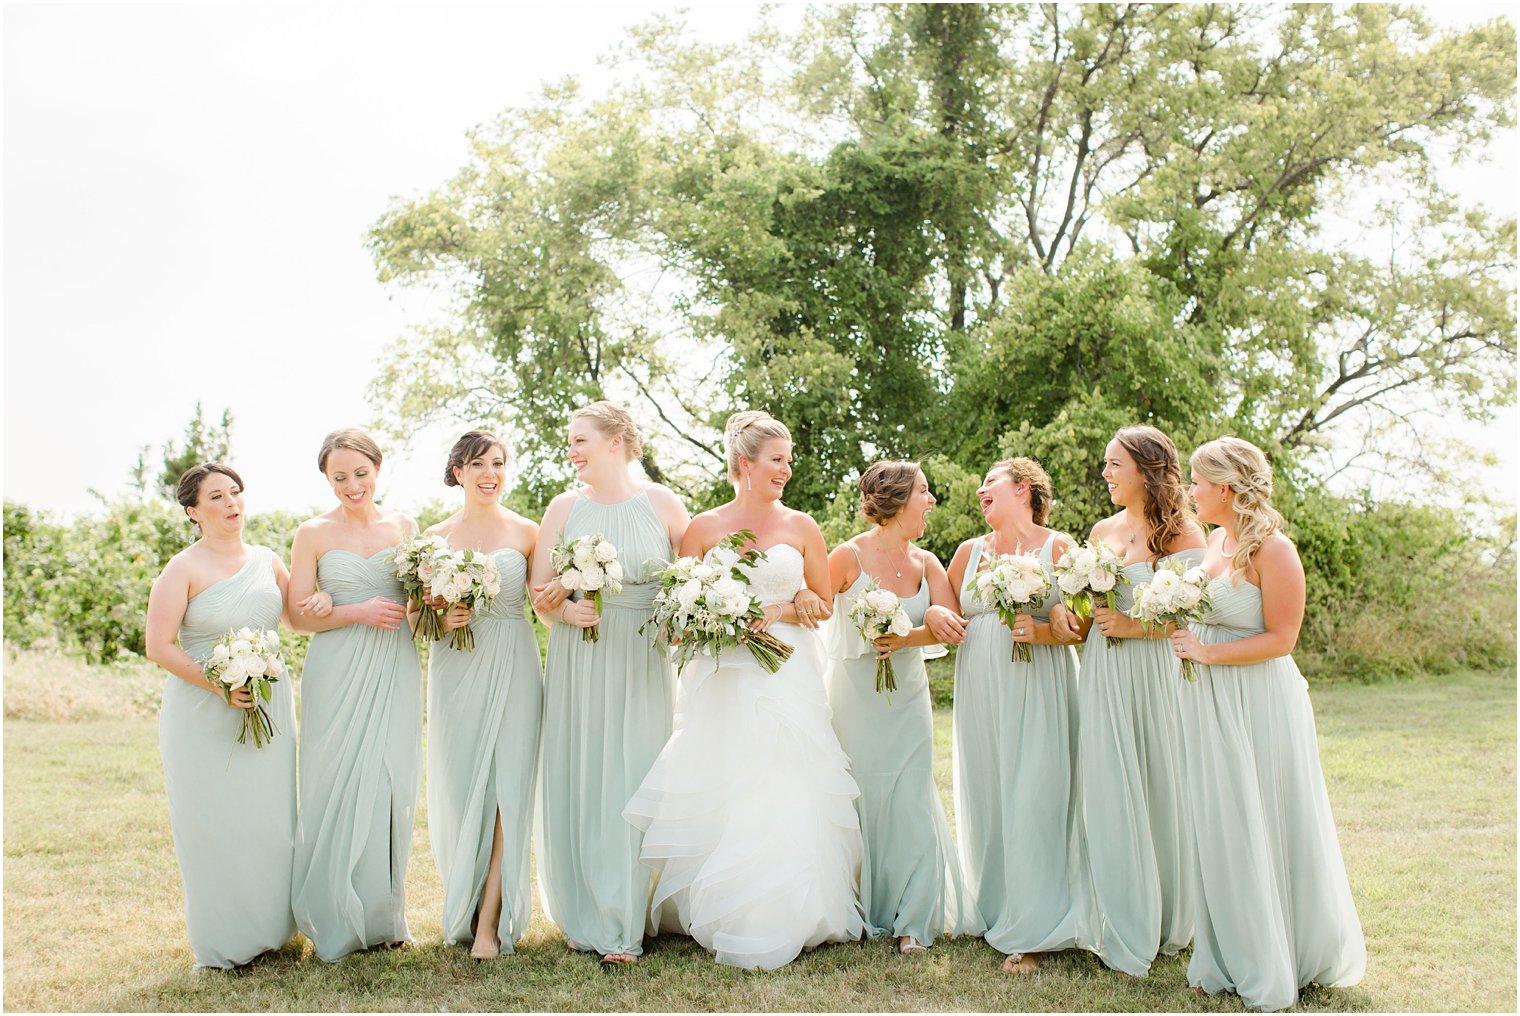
[[724, 410, 790, 484], [1190, 436, 1284, 580]]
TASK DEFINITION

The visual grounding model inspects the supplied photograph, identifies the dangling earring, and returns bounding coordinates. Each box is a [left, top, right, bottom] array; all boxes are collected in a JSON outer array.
[[746, 472, 752, 493]]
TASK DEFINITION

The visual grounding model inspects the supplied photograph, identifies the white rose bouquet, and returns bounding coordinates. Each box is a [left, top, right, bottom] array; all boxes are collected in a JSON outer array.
[[970, 550, 1053, 663], [431, 548, 502, 651], [550, 533, 623, 643], [1127, 561, 1215, 682], [203, 626, 284, 748], [642, 530, 794, 674], [1053, 539, 1129, 649], [392, 534, 451, 641], [845, 579, 913, 696]]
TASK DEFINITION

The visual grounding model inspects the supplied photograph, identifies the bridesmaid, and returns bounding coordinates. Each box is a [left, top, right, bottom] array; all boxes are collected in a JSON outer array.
[[1169, 437, 1365, 1010], [287, 428, 422, 961], [823, 460, 983, 953], [424, 430, 543, 961], [145, 463, 298, 970], [1051, 425, 1206, 977], [529, 401, 690, 966], [946, 457, 1083, 974]]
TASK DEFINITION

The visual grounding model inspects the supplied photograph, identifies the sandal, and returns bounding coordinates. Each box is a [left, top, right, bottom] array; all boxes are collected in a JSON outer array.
[[899, 938, 929, 954]]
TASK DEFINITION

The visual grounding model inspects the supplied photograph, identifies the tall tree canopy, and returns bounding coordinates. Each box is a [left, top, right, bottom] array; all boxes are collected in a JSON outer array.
[[369, 3, 1515, 533]]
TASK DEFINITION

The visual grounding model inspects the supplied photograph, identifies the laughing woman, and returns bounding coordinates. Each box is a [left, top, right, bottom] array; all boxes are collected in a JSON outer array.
[[1051, 425, 1206, 977], [425, 431, 543, 960], [1169, 438, 1365, 1011], [146, 463, 298, 971], [823, 460, 983, 954], [529, 401, 690, 966], [287, 429, 423, 961]]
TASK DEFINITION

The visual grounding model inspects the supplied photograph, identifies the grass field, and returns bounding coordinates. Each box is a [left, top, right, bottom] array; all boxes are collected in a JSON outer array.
[[3, 644, 1515, 1012]]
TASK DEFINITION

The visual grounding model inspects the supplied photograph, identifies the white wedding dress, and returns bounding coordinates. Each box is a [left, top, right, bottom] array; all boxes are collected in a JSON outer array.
[[623, 543, 867, 969]]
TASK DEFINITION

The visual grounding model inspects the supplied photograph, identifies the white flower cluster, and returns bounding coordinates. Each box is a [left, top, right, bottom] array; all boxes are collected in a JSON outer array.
[[550, 534, 624, 594], [845, 578, 913, 696], [644, 544, 793, 674], [1128, 561, 1215, 681], [431, 549, 502, 605], [392, 534, 453, 641], [206, 626, 283, 689], [971, 550, 1052, 663], [1053, 540, 1123, 597]]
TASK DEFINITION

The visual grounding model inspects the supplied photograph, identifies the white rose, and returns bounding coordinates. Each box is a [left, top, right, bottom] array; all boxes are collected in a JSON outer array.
[[1007, 577, 1037, 602], [1057, 571, 1086, 595], [581, 570, 605, 591], [265, 654, 283, 676], [222, 658, 249, 688], [417, 559, 435, 583], [211, 643, 230, 662], [234, 626, 253, 641], [573, 546, 597, 571], [245, 655, 267, 678], [230, 638, 253, 657], [559, 568, 582, 591], [710, 577, 743, 600], [594, 541, 618, 563], [1071, 548, 1098, 574], [1182, 567, 1210, 587], [864, 589, 898, 614], [605, 560, 624, 582], [691, 563, 717, 583], [1089, 568, 1116, 592], [1174, 584, 1202, 609], [890, 612, 912, 637], [677, 578, 703, 609]]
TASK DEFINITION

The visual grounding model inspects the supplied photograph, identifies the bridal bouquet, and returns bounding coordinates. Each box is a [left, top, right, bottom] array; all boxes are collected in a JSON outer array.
[[1053, 539, 1128, 649], [392, 534, 451, 641], [642, 530, 794, 674], [432, 548, 502, 651], [845, 579, 912, 696], [1127, 561, 1214, 682], [550, 533, 623, 642], [970, 550, 1052, 663], [204, 627, 284, 748]]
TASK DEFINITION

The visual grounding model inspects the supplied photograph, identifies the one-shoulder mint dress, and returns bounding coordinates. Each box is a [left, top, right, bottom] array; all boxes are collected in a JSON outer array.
[[291, 546, 423, 962], [824, 552, 983, 946], [428, 547, 543, 952], [953, 534, 1083, 957], [1074, 548, 1203, 976], [536, 490, 675, 956], [160, 545, 297, 969], [1179, 576, 1366, 1011]]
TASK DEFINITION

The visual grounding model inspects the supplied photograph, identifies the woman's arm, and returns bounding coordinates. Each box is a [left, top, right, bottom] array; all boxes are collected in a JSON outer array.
[[287, 523, 405, 633], [271, 553, 313, 637], [145, 559, 251, 707], [922, 548, 967, 646]]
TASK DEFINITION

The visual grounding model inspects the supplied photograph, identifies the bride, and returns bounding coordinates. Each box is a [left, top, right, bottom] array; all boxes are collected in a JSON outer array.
[[623, 410, 867, 969]]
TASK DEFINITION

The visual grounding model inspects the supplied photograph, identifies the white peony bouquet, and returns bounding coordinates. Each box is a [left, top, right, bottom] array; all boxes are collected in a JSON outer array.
[[845, 579, 913, 696], [432, 548, 502, 651], [550, 533, 623, 643], [1052, 539, 1129, 649], [971, 550, 1052, 663], [642, 530, 794, 674], [392, 534, 451, 641], [203, 626, 284, 748], [1127, 561, 1215, 682]]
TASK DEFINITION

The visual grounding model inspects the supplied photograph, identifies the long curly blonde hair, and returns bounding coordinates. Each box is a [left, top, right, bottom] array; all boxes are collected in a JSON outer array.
[[1190, 437, 1283, 579]]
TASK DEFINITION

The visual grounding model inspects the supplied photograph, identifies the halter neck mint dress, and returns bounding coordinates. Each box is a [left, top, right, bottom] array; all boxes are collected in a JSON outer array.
[[291, 545, 423, 962], [953, 533, 1083, 958], [428, 547, 543, 953], [824, 547, 982, 946], [1179, 574, 1366, 1011], [160, 545, 296, 969], [537, 489, 675, 957], [1074, 547, 1203, 976]]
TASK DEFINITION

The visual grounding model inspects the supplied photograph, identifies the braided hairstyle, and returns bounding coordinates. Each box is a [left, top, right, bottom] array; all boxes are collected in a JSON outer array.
[[1114, 425, 1192, 559], [858, 460, 921, 525], [1190, 437, 1284, 580]]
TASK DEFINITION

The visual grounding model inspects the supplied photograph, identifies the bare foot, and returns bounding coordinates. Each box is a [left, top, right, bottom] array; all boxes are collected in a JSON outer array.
[[600, 952, 638, 968], [898, 936, 929, 955], [470, 932, 501, 961], [1001, 952, 1041, 974]]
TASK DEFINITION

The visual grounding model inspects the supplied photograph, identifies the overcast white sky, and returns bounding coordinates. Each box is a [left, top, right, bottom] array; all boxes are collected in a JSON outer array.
[[4, 2, 1516, 519]]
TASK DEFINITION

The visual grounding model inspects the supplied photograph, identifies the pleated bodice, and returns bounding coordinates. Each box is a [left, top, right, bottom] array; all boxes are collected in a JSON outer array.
[[179, 549, 283, 660]]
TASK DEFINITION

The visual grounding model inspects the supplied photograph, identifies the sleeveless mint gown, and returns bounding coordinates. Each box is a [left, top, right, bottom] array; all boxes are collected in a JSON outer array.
[[1179, 576, 1366, 1011], [291, 547, 423, 961], [160, 546, 296, 969], [536, 490, 675, 956], [1074, 548, 1203, 975], [824, 553, 982, 946], [953, 534, 1083, 957], [428, 548, 543, 952]]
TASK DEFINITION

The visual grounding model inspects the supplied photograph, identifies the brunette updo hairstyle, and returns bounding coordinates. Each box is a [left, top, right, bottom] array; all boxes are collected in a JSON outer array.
[[317, 428, 383, 473], [858, 460, 922, 526], [724, 410, 791, 484], [1114, 425, 1191, 559], [175, 463, 245, 530], [989, 456, 1053, 526], [443, 430, 507, 487], [1190, 436, 1284, 580], [570, 400, 643, 461]]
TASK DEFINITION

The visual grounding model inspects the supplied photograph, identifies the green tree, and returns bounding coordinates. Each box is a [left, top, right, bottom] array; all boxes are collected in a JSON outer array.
[[131, 402, 234, 502]]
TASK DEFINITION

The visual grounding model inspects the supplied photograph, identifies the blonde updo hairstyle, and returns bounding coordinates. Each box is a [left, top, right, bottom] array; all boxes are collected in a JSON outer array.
[[858, 460, 922, 526], [570, 400, 643, 461], [1190, 436, 1284, 580], [725, 410, 791, 485], [989, 456, 1053, 526], [317, 428, 382, 473]]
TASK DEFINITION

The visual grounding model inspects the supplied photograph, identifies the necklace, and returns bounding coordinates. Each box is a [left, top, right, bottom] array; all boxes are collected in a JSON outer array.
[[875, 533, 913, 578]]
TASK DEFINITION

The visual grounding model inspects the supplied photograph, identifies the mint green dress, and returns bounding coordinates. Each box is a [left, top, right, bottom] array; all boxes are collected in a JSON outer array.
[[160, 546, 297, 969], [952, 534, 1082, 957], [1074, 548, 1203, 976], [428, 548, 543, 953], [824, 552, 983, 946], [1179, 576, 1366, 1011], [291, 547, 423, 962], [536, 490, 675, 956]]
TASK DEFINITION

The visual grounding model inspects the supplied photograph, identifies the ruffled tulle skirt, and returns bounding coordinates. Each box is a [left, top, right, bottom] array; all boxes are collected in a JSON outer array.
[[624, 623, 866, 969]]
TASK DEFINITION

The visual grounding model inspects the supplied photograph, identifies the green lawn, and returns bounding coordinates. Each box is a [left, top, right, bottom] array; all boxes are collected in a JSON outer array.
[[3, 647, 1514, 1012]]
